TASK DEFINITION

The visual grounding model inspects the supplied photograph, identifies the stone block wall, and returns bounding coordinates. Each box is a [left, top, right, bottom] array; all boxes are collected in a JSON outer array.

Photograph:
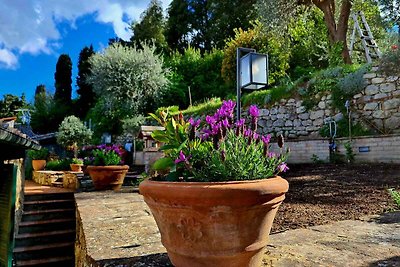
[[253, 68, 400, 139], [273, 134, 400, 164], [33, 171, 79, 190]]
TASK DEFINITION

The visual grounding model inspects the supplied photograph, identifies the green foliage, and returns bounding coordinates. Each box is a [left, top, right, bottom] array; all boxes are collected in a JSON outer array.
[[150, 100, 289, 182], [27, 148, 49, 160], [388, 188, 400, 209], [87, 43, 168, 135], [242, 85, 293, 108], [319, 118, 371, 138], [163, 47, 230, 108], [56, 116, 93, 158], [54, 54, 72, 104], [311, 154, 324, 164], [222, 22, 291, 86], [76, 45, 96, 119], [165, 0, 191, 52], [344, 142, 355, 163], [92, 149, 121, 166], [379, 48, 400, 76], [177, 98, 223, 117], [31, 91, 72, 134], [131, 0, 167, 52], [0, 94, 27, 118], [122, 116, 145, 136], [71, 158, 83, 164], [45, 159, 72, 171], [327, 42, 345, 67]]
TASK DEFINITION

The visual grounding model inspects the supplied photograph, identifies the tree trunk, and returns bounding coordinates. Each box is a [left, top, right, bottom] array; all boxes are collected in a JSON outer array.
[[313, 0, 352, 64]]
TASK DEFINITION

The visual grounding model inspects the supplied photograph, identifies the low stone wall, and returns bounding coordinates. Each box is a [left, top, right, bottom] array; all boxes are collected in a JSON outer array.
[[33, 171, 79, 190], [275, 134, 400, 163], [253, 68, 400, 139]]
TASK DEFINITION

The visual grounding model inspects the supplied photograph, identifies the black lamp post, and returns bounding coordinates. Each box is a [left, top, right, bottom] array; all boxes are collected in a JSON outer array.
[[236, 47, 269, 121]]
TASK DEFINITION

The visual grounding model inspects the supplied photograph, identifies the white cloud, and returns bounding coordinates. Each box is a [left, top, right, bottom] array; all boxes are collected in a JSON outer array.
[[0, 0, 172, 69], [0, 49, 18, 69]]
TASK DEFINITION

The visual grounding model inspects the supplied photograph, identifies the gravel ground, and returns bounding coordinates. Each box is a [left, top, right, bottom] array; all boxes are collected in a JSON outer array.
[[272, 163, 400, 234]]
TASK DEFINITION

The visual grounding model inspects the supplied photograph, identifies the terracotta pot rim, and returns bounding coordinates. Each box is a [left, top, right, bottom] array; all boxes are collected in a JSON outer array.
[[144, 176, 284, 185], [87, 165, 129, 170]]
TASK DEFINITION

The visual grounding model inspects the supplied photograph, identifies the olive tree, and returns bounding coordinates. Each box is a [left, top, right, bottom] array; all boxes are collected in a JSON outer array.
[[57, 116, 93, 158], [87, 43, 169, 119]]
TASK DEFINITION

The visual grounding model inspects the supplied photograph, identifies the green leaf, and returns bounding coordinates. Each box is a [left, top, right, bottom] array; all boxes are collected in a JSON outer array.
[[160, 144, 179, 151], [152, 157, 174, 171], [166, 171, 179, 181], [148, 113, 162, 126], [151, 130, 169, 143]]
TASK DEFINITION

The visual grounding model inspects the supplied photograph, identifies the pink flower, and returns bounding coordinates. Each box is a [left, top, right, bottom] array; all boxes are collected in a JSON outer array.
[[277, 163, 289, 173], [262, 134, 271, 145], [175, 150, 191, 164], [249, 105, 259, 117], [189, 117, 201, 128]]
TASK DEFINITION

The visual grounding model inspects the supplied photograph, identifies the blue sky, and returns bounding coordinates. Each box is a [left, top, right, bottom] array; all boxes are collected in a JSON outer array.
[[0, 0, 171, 102]]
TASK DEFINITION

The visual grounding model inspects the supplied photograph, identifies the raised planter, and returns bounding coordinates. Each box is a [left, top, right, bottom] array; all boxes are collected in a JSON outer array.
[[32, 160, 46, 171], [87, 165, 129, 191], [139, 176, 289, 267]]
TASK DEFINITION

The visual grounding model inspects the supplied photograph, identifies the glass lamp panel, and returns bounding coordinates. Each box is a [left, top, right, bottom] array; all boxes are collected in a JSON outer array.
[[240, 54, 251, 87], [251, 54, 267, 84]]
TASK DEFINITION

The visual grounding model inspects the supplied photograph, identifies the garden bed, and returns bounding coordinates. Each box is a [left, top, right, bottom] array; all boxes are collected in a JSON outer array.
[[272, 163, 400, 233]]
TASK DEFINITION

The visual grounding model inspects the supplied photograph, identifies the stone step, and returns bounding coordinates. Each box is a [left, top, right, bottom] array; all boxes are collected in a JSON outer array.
[[22, 208, 75, 222], [14, 242, 74, 261], [24, 192, 74, 202], [15, 256, 74, 267], [18, 218, 75, 234], [15, 229, 75, 247], [23, 199, 75, 211]]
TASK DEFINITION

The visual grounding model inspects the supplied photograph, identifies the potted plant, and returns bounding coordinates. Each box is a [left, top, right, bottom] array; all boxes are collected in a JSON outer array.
[[56, 115, 92, 169], [70, 158, 84, 172], [27, 148, 49, 171], [139, 100, 289, 267], [85, 144, 129, 191]]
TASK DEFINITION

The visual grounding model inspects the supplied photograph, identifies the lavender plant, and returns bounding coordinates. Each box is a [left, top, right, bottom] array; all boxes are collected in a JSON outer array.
[[150, 100, 289, 182]]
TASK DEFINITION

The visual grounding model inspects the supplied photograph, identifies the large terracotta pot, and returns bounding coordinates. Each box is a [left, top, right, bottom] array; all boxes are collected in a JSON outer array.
[[32, 160, 46, 171], [139, 176, 289, 267], [87, 165, 129, 191]]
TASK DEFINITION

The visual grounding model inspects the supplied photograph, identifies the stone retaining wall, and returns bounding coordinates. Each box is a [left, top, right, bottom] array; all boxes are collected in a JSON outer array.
[[254, 68, 400, 139], [274, 134, 400, 163]]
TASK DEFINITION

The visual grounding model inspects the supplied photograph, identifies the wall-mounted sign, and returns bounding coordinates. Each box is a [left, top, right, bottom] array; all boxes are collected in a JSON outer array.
[[358, 146, 370, 153]]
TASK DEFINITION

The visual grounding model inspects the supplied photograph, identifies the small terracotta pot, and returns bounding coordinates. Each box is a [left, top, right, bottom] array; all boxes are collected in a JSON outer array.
[[139, 177, 289, 267], [70, 164, 83, 172], [32, 160, 46, 171], [87, 165, 129, 191]]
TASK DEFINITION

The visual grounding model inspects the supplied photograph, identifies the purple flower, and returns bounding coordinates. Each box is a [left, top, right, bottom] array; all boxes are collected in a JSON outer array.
[[222, 118, 230, 128], [244, 129, 252, 137], [211, 123, 221, 135], [235, 118, 245, 127], [189, 118, 201, 128], [175, 150, 190, 164], [253, 132, 259, 140], [249, 105, 259, 117], [206, 115, 216, 125], [262, 134, 271, 145], [267, 152, 276, 158], [277, 163, 289, 173]]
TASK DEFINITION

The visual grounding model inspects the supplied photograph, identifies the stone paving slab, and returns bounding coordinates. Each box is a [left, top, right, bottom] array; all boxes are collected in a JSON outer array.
[[75, 190, 400, 267]]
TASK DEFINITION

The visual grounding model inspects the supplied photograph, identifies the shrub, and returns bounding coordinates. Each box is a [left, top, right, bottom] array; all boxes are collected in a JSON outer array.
[[344, 142, 355, 163], [27, 148, 49, 160], [45, 159, 72, 171], [88, 43, 168, 117], [388, 188, 400, 209], [56, 116, 93, 158], [379, 48, 400, 76]]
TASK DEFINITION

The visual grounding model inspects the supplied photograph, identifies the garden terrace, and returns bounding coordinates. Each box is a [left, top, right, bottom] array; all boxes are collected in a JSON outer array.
[[74, 163, 400, 266]]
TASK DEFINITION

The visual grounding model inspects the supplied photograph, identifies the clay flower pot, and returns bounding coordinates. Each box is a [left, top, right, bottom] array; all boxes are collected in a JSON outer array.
[[87, 165, 129, 191], [139, 176, 289, 267], [70, 164, 83, 172], [32, 160, 46, 171]]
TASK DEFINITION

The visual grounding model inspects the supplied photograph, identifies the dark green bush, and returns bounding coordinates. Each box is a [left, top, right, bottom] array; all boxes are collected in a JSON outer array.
[[45, 159, 72, 171], [27, 148, 49, 160]]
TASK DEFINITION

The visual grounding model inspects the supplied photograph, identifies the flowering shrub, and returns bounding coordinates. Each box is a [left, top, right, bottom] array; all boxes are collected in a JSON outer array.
[[150, 100, 289, 182], [81, 144, 125, 166]]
